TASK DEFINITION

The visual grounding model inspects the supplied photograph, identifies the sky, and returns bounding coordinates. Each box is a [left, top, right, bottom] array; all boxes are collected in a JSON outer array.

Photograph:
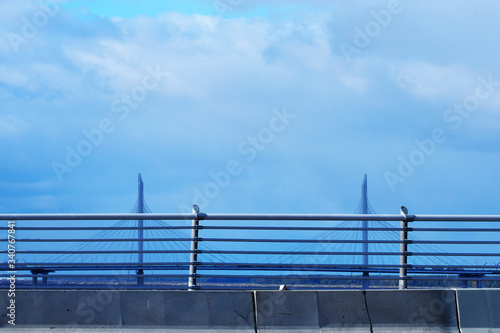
[[1, 0, 500, 220]]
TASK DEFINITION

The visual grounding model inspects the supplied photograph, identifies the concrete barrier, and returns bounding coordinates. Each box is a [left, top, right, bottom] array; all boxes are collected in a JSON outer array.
[[255, 290, 319, 332], [456, 289, 500, 333], [255, 291, 371, 332], [317, 291, 371, 332], [0, 290, 255, 332], [1, 289, 499, 332], [365, 290, 459, 333]]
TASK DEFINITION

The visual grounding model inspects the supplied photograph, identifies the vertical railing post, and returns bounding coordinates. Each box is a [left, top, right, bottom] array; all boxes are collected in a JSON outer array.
[[137, 174, 144, 286], [399, 206, 413, 290], [361, 174, 370, 289], [188, 205, 200, 290], [399, 215, 408, 290]]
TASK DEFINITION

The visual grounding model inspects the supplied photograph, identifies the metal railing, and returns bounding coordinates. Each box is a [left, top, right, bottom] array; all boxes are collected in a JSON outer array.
[[1, 206, 500, 290]]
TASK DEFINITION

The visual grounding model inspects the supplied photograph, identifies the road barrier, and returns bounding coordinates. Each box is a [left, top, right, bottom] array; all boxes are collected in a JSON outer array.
[[1, 289, 499, 332]]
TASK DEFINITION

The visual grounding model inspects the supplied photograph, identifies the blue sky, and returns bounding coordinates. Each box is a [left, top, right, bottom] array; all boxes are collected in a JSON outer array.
[[63, 0, 216, 18], [1, 0, 500, 220]]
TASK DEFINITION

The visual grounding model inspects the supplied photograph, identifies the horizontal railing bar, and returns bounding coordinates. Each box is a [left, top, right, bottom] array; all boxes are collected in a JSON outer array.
[[0, 226, 406, 231], [5, 250, 499, 256], [410, 253, 500, 256], [0, 250, 182, 254], [0, 262, 406, 268], [387, 276, 500, 281], [0, 265, 398, 271], [2, 212, 500, 222], [205, 214, 403, 221], [0, 213, 401, 221], [0, 250, 406, 255], [411, 228, 500, 232], [3, 267, 498, 274], [0, 274, 191, 279], [0, 226, 195, 231], [0, 274, 383, 279], [3, 223, 500, 233], [6, 262, 500, 270], [411, 265, 500, 269], [2, 238, 407, 244], [0, 213, 197, 221], [1, 274, 499, 282], [6, 248, 498, 257], [413, 215, 500, 222], [3, 262, 189, 266], [2, 238, 193, 242], [0, 274, 397, 279], [8, 237, 500, 245], [3, 226, 500, 232], [206, 214, 500, 222], [166, 274, 500, 281], [411, 240, 500, 245]]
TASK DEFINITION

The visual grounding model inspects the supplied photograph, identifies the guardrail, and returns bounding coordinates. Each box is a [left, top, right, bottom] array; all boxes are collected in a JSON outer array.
[[1, 206, 500, 290]]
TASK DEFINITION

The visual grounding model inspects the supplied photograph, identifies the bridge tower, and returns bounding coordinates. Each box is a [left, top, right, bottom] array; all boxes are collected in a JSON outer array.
[[361, 174, 370, 289]]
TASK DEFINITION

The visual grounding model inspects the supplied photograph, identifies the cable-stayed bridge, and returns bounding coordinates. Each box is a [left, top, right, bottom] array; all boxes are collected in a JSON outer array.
[[1, 174, 500, 290]]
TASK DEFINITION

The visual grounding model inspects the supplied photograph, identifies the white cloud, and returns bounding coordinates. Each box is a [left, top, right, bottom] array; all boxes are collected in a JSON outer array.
[[391, 62, 477, 99], [0, 115, 30, 138], [0, 180, 53, 192], [0, 66, 30, 87]]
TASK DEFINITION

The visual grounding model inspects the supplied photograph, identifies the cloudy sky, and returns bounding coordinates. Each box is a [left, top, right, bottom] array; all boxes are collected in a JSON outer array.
[[1, 0, 500, 219]]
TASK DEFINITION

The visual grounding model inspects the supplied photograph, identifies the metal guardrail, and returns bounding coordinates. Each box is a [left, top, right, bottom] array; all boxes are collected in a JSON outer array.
[[1, 206, 500, 290]]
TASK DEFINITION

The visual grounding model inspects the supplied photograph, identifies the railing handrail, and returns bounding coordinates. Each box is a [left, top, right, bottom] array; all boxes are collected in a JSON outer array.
[[2, 212, 500, 221]]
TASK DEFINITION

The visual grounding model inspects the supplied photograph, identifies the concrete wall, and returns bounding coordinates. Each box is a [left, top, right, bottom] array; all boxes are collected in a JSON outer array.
[[0, 290, 255, 332], [0, 289, 499, 332], [455, 289, 500, 333], [256, 290, 459, 333]]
